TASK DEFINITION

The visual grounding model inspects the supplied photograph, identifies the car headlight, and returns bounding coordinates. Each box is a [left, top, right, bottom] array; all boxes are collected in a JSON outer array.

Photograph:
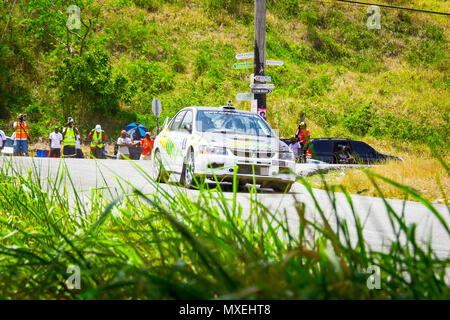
[[279, 151, 294, 161], [199, 145, 228, 155]]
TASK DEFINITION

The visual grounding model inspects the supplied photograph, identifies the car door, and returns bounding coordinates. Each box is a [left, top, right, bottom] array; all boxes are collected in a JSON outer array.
[[162, 110, 186, 172], [310, 139, 334, 163], [351, 141, 377, 163], [172, 110, 193, 173]]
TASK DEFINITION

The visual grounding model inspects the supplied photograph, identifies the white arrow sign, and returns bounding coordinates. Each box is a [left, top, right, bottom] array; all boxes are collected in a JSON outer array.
[[254, 75, 271, 82], [236, 92, 254, 101], [266, 60, 284, 66], [250, 83, 275, 89], [235, 52, 254, 60], [152, 98, 162, 117], [252, 88, 273, 94]]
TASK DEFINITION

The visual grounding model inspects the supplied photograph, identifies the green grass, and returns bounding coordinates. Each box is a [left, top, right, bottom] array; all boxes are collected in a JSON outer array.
[[0, 157, 448, 299]]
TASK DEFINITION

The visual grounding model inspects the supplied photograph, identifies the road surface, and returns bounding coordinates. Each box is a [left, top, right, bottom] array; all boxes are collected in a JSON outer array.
[[1, 157, 449, 259]]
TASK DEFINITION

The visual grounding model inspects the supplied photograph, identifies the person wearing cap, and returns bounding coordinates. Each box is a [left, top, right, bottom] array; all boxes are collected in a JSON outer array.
[[62, 118, 79, 158], [88, 124, 106, 159], [295, 122, 311, 162], [12, 113, 30, 156], [116, 130, 134, 160], [139, 132, 154, 160], [49, 126, 63, 158]]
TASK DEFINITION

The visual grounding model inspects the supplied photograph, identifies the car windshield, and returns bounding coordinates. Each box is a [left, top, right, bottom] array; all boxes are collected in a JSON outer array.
[[196, 110, 272, 137]]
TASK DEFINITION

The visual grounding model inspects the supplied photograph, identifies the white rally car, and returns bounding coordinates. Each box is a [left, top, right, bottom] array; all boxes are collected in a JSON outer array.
[[151, 105, 296, 192]]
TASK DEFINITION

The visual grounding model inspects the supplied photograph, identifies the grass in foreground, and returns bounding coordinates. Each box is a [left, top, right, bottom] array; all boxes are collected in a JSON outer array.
[[0, 157, 448, 299]]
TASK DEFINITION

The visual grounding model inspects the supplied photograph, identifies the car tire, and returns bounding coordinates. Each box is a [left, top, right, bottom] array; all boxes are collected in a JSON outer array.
[[272, 182, 293, 193], [154, 149, 169, 183], [180, 150, 197, 189]]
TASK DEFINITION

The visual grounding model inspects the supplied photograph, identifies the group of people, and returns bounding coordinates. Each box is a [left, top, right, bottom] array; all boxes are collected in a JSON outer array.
[[116, 129, 154, 160], [1, 114, 155, 161]]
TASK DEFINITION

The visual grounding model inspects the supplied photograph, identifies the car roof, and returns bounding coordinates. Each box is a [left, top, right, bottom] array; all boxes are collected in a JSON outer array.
[[183, 106, 257, 116]]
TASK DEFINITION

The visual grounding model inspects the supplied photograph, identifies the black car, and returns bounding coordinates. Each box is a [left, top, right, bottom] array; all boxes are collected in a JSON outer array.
[[309, 138, 402, 164], [280, 138, 402, 164]]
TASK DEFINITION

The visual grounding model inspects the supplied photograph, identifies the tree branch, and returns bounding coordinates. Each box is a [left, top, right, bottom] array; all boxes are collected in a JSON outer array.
[[79, 19, 92, 56]]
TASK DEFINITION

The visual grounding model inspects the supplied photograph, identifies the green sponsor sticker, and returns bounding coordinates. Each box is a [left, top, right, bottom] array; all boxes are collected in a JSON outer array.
[[233, 62, 253, 69]]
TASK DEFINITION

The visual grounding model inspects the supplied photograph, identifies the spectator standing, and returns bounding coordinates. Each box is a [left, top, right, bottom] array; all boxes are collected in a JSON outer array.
[[117, 130, 133, 160], [88, 124, 106, 159], [0, 129, 6, 151], [75, 134, 84, 158], [49, 126, 63, 158], [289, 137, 301, 163], [13, 113, 30, 156], [62, 118, 79, 158], [295, 122, 311, 162], [139, 132, 154, 160]]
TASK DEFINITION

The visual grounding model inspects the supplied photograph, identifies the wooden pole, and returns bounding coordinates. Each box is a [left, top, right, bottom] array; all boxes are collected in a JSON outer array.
[[254, 0, 266, 120]]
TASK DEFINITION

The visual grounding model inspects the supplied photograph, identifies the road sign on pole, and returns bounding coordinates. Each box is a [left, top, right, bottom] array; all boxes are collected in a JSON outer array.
[[236, 92, 254, 101], [152, 98, 162, 134], [235, 52, 254, 60], [254, 75, 271, 82], [250, 83, 274, 89], [233, 62, 253, 69], [266, 60, 284, 66], [251, 88, 273, 94]]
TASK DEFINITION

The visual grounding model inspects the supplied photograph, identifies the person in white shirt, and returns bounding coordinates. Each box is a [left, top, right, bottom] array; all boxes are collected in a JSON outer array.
[[49, 126, 63, 158], [75, 134, 84, 158], [0, 129, 6, 151], [117, 130, 134, 160], [289, 137, 301, 163]]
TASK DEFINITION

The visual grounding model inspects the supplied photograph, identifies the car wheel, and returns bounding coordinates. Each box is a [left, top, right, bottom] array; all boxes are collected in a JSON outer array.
[[180, 150, 196, 188], [272, 182, 293, 193], [153, 149, 169, 183]]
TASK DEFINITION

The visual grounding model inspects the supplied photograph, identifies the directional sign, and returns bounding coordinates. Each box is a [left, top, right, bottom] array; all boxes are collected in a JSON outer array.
[[236, 92, 254, 101], [252, 88, 273, 94], [266, 60, 284, 66], [250, 83, 275, 89], [254, 75, 271, 82], [152, 98, 162, 117], [235, 52, 254, 60], [233, 62, 253, 69]]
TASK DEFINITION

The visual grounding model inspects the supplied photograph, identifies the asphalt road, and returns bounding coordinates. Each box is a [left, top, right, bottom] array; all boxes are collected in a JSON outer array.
[[1, 156, 449, 260]]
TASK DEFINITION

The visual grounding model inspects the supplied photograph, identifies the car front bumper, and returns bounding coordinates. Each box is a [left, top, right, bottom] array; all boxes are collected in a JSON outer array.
[[193, 153, 296, 183]]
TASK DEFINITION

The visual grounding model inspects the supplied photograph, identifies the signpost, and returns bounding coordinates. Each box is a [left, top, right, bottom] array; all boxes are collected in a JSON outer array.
[[236, 92, 254, 101], [250, 83, 274, 89], [235, 52, 254, 60], [233, 62, 253, 69], [254, 75, 271, 82], [266, 60, 284, 66], [152, 98, 162, 134]]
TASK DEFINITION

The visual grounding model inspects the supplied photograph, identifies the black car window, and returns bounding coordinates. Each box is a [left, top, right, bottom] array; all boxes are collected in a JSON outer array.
[[310, 140, 333, 154], [352, 141, 376, 156], [169, 111, 186, 131]]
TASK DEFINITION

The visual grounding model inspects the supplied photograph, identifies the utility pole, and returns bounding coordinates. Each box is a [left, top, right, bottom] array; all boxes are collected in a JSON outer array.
[[254, 0, 266, 120]]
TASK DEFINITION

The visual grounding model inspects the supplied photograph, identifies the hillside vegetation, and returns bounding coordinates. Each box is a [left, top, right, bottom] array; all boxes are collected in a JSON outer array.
[[0, 0, 448, 154]]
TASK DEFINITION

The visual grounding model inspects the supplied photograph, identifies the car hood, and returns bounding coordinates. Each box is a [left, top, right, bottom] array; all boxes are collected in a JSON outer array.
[[198, 133, 290, 152]]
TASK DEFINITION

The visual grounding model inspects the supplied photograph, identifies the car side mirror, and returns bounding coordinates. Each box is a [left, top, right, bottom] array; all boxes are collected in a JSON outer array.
[[184, 123, 192, 133]]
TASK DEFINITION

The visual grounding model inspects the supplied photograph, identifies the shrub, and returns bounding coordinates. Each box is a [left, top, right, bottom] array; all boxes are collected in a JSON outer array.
[[343, 102, 374, 136]]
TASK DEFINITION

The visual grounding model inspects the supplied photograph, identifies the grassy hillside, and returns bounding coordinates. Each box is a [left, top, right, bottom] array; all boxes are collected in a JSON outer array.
[[0, 0, 448, 154]]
